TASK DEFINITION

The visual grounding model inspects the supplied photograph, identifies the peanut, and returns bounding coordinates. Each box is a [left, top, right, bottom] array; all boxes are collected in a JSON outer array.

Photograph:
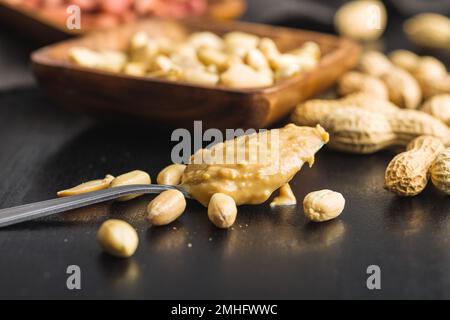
[[187, 32, 224, 51], [404, 13, 450, 51], [157, 164, 186, 186], [289, 42, 321, 61], [358, 51, 392, 78], [388, 50, 449, 99], [291, 93, 399, 127], [69, 47, 103, 69], [224, 31, 260, 58], [57, 174, 114, 197], [384, 136, 445, 196], [270, 183, 296, 207], [110, 170, 151, 201], [258, 37, 280, 64], [389, 50, 419, 73], [181, 69, 219, 86], [197, 47, 229, 71], [207, 193, 237, 229], [334, 0, 387, 41], [381, 67, 422, 109], [123, 62, 146, 76], [70, 31, 321, 88], [292, 97, 450, 154], [430, 148, 450, 195], [220, 64, 273, 88], [97, 219, 138, 258], [337, 71, 388, 100], [303, 189, 345, 222], [147, 189, 186, 226], [421, 94, 450, 126]]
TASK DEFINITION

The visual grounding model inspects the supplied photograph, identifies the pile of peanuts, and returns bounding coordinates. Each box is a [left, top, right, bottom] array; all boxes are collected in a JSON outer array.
[[6, 0, 207, 28], [58, 166, 345, 258], [69, 31, 321, 88], [292, 49, 450, 198]]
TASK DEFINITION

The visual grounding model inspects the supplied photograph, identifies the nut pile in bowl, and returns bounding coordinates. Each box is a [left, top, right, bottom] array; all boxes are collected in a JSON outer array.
[[68, 31, 321, 88], [5, 0, 207, 28]]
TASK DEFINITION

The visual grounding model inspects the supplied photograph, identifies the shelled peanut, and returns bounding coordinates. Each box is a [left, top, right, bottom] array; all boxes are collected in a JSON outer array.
[[292, 94, 450, 154], [57, 170, 151, 200], [384, 136, 444, 196], [69, 31, 321, 89]]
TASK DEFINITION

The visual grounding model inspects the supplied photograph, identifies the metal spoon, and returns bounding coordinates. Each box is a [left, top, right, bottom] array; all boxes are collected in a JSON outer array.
[[0, 184, 190, 228]]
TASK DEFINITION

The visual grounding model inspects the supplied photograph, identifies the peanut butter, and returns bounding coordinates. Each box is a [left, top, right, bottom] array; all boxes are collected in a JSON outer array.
[[181, 124, 329, 206]]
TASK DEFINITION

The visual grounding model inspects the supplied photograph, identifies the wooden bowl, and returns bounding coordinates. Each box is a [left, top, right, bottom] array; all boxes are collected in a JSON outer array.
[[31, 18, 361, 130], [0, 0, 246, 44]]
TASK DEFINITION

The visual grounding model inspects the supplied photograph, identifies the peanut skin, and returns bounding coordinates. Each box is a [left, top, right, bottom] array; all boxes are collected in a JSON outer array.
[[384, 136, 445, 196]]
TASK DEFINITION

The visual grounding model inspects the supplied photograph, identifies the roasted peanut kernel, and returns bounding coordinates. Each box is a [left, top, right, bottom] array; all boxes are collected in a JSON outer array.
[[181, 69, 219, 86], [157, 164, 187, 186], [69, 47, 103, 68], [97, 219, 138, 258], [147, 189, 186, 226], [187, 32, 224, 51], [224, 31, 260, 57], [110, 170, 151, 201], [57, 175, 114, 197], [208, 193, 237, 229], [303, 189, 345, 222], [220, 64, 273, 88]]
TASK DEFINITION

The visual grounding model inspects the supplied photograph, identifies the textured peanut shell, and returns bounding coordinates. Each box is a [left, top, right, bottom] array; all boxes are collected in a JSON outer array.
[[421, 94, 450, 126], [384, 136, 445, 196], [324, 108, 396, 153], [422, 75, 450, 99], [291, 93, 398, 127], [403, 13, 450, 51], [431, 148, 450, 195], [358, 51, 393, 77], [381, 67, 422, 109], [337, 71, 388, 100], [389, 50, 419, 73], [388, 110, 450, 145]]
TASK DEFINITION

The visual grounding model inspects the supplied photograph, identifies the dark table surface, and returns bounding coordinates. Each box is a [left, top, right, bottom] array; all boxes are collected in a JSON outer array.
[[0, 1, 450, 300]]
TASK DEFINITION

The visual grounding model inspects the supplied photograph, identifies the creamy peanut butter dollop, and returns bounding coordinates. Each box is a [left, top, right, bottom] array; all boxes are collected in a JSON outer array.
[[181, 124, 329, 206]]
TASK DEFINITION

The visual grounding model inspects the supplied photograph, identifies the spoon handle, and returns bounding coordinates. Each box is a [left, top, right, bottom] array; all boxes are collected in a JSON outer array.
[[0, 184, 189, 228]]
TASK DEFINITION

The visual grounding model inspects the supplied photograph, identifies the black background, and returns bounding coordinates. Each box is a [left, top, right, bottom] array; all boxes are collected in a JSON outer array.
[[0, 0, 449, 299]]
